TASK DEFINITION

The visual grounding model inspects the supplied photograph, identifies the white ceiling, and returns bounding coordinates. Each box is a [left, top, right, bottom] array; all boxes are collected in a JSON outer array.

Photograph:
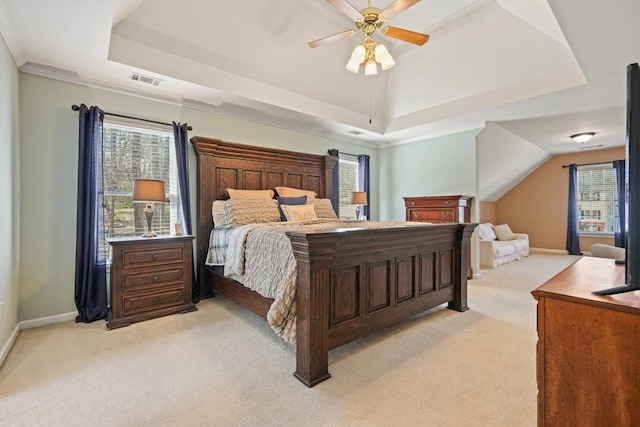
[[1, 0, 638, 155]]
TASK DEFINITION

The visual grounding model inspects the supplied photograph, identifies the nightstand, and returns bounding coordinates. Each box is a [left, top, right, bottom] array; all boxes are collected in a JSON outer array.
[[107, 234, 196, 329]]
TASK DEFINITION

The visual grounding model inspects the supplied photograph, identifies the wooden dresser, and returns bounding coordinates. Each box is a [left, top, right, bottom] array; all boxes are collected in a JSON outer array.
[[107, 235, 196, 329], [404, 195, 472, 224], [531, 257, 640, 426]]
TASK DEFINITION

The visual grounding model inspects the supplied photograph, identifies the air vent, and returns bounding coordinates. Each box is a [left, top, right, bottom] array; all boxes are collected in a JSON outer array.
[[579, 144, 605, 150], [348, 130, 364, 135], [130, 72, 163, 86]]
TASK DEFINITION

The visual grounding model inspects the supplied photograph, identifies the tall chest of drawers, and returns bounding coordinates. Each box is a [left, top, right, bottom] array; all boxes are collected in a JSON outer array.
[[107, 235, 196, 329], [404, 195, 472, 224]]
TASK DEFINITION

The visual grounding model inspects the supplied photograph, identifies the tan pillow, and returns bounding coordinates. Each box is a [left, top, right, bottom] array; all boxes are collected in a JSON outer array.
[[312, 198, 338, 219], [275, 186, 316, 202], [211, 200, 227, 226], [227, 189, 274, 199], [280, 204, 318, 221], [494, 224, 516, 241], [223, 199, 280, 226]]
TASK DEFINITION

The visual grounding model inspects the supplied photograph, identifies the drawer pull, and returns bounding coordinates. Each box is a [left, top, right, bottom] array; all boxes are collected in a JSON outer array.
[[153, 276, 159, 282], [411, 201, 415, 205], [152, 254, 159, 260], [445, 200, 449, 204]]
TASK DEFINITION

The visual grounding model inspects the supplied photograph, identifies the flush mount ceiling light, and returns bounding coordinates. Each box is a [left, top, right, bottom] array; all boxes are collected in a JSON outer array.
[[570, 132, 596, 143], [308, 0, 429, 75]]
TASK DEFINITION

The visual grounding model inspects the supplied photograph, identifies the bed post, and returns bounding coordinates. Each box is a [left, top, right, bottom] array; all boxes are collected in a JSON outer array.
[[290, 234, 331, 387], [448, 223, 477, 312]]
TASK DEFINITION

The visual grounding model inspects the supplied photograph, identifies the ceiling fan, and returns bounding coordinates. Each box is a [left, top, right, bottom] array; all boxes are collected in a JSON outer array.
[[309, 0, 429, 48], [308, 0, 429, 74]]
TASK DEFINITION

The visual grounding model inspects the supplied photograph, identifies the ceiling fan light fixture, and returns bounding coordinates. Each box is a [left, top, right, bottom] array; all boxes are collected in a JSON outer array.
[[346, 57, 360, 73], [364, 59, 377, 75], [351, 44, 366, 63], [570, 132, 596, 143]]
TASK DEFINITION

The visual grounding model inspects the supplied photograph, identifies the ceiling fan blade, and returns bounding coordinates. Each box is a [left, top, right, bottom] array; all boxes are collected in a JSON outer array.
[[308, 29, 356, 48], [382, 26, 429, 45], [325, 0, 363, 21], [380, 0, 421, 20]]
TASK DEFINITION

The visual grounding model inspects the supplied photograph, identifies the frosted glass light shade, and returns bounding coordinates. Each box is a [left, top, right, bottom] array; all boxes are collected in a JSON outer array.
[[364, 59, 377, 75]]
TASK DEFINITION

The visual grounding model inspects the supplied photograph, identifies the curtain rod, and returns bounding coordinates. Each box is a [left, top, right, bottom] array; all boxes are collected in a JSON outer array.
[[329, 149, 369, 158], [71, 105, 192, 131], [561, 160, 621, 168]]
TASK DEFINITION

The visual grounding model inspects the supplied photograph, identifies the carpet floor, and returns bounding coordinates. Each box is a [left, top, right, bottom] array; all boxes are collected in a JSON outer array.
[[0, 251, 580, 426]]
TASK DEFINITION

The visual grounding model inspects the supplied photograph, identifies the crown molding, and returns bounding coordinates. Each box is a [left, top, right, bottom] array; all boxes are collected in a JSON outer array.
[[0, 0, 25, 66]]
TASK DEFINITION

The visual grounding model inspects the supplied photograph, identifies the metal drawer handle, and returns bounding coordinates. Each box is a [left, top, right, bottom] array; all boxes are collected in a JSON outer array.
[[445, 200, 449, 204], [411, 201, 415, 205], [152, 254, 159, 260], [153, 276, 159, 282]]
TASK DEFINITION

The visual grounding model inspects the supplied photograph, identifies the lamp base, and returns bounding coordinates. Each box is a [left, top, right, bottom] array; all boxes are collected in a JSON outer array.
[[142, 204, 157, 238], [141, 230, 157, 238]]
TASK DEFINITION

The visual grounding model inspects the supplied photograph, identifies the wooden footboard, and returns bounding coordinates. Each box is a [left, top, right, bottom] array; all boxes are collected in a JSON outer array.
[[288, 222, 476, 387]]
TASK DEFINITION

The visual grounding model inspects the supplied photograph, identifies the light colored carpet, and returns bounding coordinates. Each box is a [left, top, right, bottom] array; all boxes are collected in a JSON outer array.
[[0, 251, 580, 426]]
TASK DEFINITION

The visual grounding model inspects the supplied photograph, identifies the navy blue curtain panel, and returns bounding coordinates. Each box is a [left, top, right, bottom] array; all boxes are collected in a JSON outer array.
[[74, 104, 108, 322], [173, 122, 198, 302], [566, 164, 582, 255], [327, 149, 340, 215], [614, 160, 626, 248], [358, 155, 370, 219]]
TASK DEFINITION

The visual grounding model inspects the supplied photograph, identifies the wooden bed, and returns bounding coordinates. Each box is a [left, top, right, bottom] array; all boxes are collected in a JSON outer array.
[[191, 136, 477, 387]]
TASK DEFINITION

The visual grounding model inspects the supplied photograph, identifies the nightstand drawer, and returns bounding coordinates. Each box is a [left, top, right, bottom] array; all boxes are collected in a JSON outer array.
[[123, 267, 184, 291], [123, 246, 184, 268], [123, 289, 185, 315]]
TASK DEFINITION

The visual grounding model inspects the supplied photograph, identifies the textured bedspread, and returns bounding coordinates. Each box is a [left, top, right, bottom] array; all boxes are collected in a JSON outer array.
[[224, 219, 432, 344]]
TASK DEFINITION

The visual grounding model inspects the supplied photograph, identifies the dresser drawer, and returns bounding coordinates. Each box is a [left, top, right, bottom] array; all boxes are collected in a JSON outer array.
[[122, 267, 184, 292], [409, 209, 454, 222], [123, 289, 185, 315], [122, 246, 184, 269], [405, 198, 466, 208]]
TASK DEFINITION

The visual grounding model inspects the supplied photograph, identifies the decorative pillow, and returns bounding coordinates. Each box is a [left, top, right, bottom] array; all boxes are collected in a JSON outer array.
[[274, 186, 317, 202], [313, 198, 338, 219], [280, 204, 318, 222], [478, 223, 497, 240], [227, 189, 274, 199], [277, 195, 307, 221], [494, 224, 516, 241], [212, 200, 227, 226], [223, 199, 280, 226]]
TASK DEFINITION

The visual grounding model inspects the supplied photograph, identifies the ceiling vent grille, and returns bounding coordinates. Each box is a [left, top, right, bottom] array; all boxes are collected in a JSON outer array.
[[130, 72, 163, 86], [579, 144, 604, 150], [348, 130, 364, 135]]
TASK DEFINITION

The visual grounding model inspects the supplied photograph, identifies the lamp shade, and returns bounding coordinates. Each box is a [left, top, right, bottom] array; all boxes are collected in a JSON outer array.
[[132, 179, 166, 202], [351, 191, 368, 205]]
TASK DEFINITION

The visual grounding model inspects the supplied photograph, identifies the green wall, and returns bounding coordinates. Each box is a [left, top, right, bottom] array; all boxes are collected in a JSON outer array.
[[16, 72, 480, 322], [0, 33, 20, 355], [378, 130, 479, 221], [17, 74, 379, 321]]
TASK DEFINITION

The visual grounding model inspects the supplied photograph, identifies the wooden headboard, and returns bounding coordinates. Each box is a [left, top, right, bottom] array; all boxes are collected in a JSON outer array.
[[190, 136, 338, 298]]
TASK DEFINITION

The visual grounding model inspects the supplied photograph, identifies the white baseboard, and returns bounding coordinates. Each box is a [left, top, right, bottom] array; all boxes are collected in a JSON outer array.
[[20, 311, 77, 330], [0, 323, 20, 368], [530, 248, 568, 254]]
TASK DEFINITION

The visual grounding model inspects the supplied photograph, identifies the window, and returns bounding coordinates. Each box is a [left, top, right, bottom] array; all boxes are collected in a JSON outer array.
[[99, 120, 180, 260], [338, 157, 359, 219], [576, 164, 617, 234]]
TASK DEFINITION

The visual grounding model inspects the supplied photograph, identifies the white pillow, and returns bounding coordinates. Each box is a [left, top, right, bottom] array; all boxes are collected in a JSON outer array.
[[494, 224, 516, 241], [280, 204, 318, 221], [223, 199, 280, 226], [478, 223, 497, 240], [211, 200, 227, 226]]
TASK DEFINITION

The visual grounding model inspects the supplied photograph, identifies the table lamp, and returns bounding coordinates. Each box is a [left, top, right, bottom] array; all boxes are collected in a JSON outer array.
[[351, 191, 368, 220], [132, 179, 166, 237]]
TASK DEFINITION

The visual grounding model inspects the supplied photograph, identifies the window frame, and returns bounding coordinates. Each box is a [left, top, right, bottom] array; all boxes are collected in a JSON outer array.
[[576, 162, 617, 237]]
